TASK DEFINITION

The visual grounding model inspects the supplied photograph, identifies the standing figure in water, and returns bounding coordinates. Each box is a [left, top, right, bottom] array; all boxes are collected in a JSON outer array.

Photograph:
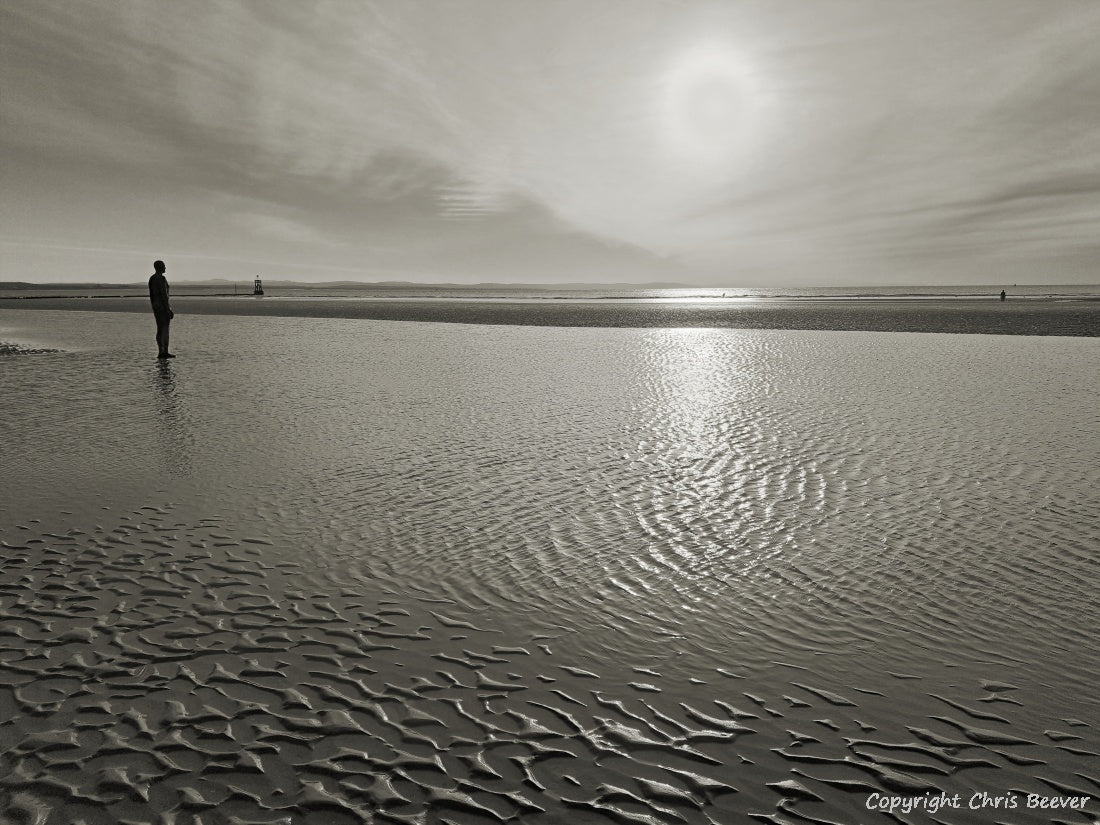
[[149, 260, 175, 358], [1000, 289, 1006, 302]]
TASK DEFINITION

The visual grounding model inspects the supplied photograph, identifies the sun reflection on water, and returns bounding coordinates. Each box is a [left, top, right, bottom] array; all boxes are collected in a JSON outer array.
[[644, 327, 752, 449], [635, 328, 777, 592]]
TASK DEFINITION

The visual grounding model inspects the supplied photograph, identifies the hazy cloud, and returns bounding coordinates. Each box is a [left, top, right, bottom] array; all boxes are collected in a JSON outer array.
[[3, 0, 1099, 284]]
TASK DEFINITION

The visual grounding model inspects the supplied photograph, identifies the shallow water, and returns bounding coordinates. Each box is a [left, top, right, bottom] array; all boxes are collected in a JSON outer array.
[[2, 308, 1098, 823]]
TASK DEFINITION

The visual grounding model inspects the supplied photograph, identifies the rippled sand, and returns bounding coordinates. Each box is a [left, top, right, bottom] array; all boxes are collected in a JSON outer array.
[[1, 308, 1098, 823]]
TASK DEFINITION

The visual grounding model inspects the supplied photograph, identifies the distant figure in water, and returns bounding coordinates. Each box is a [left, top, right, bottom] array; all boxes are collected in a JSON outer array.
[[1000, 289, 1006, 302], [149, 260, 175, 358]]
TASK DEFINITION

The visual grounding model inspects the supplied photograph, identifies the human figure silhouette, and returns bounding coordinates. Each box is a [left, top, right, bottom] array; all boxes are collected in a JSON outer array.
[[149, 260, 175, 358], [1000, 290, 1006, 302]]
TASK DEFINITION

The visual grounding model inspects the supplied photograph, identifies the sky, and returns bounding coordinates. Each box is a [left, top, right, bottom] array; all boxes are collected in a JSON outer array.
[[3, 0, 1100, 286]]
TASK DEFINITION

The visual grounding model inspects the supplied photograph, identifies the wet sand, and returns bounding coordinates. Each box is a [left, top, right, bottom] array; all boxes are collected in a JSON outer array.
[[4, 294, 1100, 335], [1, 310, 1098, 823], [4, 506, 1096, 824]]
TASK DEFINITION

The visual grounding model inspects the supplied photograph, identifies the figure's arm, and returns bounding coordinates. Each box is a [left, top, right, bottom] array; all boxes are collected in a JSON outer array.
[[151, 279, 172, 315]]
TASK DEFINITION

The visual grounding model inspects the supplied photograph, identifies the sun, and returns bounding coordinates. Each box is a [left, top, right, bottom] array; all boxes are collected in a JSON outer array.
[[658, 42, 762, 175]]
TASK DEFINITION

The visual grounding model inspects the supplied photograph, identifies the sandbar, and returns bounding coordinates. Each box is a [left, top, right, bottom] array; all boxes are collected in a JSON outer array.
[[3, 294, 1099, 335]]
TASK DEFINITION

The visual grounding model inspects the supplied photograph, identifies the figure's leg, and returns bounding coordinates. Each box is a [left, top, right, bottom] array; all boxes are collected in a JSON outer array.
[[163, 317, 171, 355], [155, 315, 168, 356]]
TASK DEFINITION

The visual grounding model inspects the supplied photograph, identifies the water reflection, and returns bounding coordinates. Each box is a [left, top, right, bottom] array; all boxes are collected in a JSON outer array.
[[635, 329, 766, 590], [151, 360, 192, 476], [644, 328, 744, 452]]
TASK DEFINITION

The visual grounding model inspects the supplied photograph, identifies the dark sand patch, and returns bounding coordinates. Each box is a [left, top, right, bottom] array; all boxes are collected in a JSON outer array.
[[4, 295, 1099, 335], [0, 341, 61, 356]]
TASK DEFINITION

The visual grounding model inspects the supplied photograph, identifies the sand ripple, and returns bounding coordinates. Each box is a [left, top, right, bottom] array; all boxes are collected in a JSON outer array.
[[1, 312, 1098, 821], [2, 509, 1098, 823]]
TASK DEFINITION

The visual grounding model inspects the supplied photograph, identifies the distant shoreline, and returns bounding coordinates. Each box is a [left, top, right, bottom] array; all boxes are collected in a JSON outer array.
[[3, 291, 1100, 302], [3, 294, 1099, 336]]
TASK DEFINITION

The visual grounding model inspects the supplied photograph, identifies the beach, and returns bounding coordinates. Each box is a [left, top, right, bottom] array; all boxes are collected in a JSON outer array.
[[1, 304, 1098, 824], [3, 293, 1100, 336]]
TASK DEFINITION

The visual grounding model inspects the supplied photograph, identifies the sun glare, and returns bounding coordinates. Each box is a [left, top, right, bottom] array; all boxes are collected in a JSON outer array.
[[658, 42, 762, 176]]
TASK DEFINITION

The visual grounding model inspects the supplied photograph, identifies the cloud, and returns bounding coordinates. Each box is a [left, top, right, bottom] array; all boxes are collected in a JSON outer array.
[[4, 0, 1100, 284], [231, 211, 340, 247]]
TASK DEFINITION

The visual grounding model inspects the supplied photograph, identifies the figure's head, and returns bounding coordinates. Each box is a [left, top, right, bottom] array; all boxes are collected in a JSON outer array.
[[154, 260, 165, 274]]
